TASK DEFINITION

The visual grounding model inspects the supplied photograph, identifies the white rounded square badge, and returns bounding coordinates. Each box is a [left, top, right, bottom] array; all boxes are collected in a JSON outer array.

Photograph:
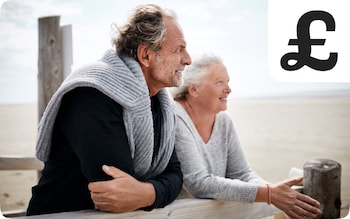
[[268, 0, 350, 82]]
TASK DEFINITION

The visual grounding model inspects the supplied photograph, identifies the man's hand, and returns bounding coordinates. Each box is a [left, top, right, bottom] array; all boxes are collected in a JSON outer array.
[[88, 165, 156, 213]]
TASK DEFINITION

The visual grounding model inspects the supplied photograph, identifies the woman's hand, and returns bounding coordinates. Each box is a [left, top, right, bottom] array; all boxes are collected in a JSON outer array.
[[271, 177, 321, 219]]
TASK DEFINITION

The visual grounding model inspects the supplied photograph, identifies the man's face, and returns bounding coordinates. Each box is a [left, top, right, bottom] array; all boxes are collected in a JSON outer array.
[[149, 18, 192, 89]]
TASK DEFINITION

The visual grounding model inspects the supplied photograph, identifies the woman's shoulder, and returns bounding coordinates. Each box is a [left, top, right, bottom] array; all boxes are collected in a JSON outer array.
[[174, 101, 184, 113], [174, 101, 190, 119], [215, 111, 237, 133], [216, 111, 233, 123]]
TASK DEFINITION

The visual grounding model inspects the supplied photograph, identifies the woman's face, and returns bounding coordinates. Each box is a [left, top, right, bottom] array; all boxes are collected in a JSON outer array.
[[196, 63, 231, 114]]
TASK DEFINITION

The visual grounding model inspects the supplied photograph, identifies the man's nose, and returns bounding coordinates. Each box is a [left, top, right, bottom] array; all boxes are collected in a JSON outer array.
[[182, 49, 192, 65]]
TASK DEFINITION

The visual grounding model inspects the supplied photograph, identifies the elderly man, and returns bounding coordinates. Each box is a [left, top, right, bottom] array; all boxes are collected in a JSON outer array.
[[27, 4, 191, 215]]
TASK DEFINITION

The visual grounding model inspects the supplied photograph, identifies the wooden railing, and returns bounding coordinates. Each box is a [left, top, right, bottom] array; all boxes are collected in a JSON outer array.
[[0, 156, 43, 172], [0, 156, 282, 218], [2, 156, 348, 218], [0, 156, 43, 217], [7, 198, 280, 219]]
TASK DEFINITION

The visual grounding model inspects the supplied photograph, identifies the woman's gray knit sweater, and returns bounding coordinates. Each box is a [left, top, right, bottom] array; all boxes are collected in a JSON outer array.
[[174, 102, 266, 202], [36, 49, 175, 180]]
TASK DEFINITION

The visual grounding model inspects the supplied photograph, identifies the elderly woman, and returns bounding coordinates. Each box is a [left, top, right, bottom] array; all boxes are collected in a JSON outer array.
[[173, 53, 321, 219]]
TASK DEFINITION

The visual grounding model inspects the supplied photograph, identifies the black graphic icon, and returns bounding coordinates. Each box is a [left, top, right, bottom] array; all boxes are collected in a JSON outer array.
[[281, 10, 338, 71]]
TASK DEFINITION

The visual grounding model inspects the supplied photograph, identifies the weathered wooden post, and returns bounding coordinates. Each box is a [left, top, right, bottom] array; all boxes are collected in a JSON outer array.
[[38, 16, 72, 120], [61, 25, 73, 79], [303, 159, 341, 219], [38, 16, 63, 120]]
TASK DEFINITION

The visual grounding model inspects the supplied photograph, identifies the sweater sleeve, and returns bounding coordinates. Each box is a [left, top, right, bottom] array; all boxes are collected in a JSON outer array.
[[144, 149, 183, 210], [59, 87, 181, 209], [174, 107, 260, 203]]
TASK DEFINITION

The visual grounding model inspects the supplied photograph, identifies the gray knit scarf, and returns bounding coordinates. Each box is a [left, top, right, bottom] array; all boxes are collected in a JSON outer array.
[[36, 49, 176, 180]]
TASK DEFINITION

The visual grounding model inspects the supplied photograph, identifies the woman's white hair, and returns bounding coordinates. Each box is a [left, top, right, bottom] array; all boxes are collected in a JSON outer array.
[[173, 53, 223, 100]]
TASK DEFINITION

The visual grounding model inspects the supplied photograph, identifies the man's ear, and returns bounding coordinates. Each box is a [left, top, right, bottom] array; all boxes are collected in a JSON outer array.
[[137, 44, 153, 67]]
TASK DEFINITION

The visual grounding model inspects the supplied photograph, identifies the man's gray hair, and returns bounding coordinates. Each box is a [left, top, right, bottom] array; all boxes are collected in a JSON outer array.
[[112, 4, 177, 61]]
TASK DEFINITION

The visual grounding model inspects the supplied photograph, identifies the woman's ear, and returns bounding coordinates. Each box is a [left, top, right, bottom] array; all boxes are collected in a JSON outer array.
[[137, 44, 153, 67], [188, 84, 199, 98]]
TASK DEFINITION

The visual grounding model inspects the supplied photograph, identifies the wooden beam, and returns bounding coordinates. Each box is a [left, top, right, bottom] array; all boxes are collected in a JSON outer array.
[[0, 156, 43, 171], [61, 24, 73, 79]]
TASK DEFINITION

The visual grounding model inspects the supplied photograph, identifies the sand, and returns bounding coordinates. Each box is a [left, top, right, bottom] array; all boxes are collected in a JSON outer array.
[[0, 97, 349, 217]]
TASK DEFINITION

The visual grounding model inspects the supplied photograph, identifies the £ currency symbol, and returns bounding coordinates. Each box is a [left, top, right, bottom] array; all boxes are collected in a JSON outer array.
[[281, 10, 338, 71]]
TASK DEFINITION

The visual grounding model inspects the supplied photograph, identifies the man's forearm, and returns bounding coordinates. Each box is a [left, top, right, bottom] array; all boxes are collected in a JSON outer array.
[[89, 165, 156, 213], [135, 181, 156, 208]]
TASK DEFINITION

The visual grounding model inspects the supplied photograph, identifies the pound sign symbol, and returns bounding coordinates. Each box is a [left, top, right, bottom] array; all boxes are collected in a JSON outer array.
[[280, 10, 338, 71]]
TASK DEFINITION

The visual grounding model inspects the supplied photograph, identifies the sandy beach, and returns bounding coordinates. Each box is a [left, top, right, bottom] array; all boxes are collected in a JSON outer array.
[[0, 97, 349, 217]]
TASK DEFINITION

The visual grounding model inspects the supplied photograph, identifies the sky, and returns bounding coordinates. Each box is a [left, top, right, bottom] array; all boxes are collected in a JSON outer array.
[[0, 0, 349, 104]]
